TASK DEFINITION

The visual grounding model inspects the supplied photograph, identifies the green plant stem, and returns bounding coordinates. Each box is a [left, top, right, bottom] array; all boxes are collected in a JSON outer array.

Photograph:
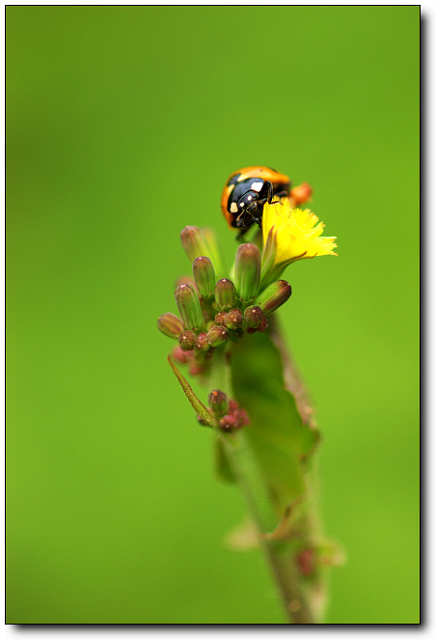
[[211, 349, 320, 624], [220, 429, 316, 623]]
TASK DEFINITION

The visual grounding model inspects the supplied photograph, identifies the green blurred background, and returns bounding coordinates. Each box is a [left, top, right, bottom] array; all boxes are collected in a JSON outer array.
[[6, 6, 419, 624]]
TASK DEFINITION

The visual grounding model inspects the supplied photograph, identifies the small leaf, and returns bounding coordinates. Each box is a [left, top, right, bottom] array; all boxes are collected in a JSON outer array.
[[230, 329, 320, 518], [167, 356, 217, 428], [269, 318, 318, 431]]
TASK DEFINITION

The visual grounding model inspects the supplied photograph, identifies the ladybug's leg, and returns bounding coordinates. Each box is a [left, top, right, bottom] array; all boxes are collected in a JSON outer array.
[[262, 181, 274, 204], [254, 182, 282, 226], [273, 190, 287, 199], [268, 184, 287, 207], [258, 181, 282, 208]]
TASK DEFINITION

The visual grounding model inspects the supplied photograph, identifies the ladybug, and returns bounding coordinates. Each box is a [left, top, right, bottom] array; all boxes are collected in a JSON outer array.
[[221, 166, 291, 234]]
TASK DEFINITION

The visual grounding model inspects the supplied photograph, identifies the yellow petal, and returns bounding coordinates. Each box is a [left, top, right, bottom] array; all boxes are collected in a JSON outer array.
[[262, 200, 337, 266]]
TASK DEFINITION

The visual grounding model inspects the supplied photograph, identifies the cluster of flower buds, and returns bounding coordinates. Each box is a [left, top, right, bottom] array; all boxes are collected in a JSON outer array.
[[157, 226, 293, 375], [196, 389, 249, 432]]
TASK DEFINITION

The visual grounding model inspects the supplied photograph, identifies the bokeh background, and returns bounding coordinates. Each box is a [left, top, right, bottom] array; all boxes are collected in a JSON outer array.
[[6, 6, 419, 624]]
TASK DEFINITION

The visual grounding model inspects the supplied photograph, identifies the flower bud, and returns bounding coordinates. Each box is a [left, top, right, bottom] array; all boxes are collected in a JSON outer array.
[[215, 278, 237, 310], [178, 330, 197, 351], [256, 280, 292, 315], [175, 283, 204, 330], [206, 324, 229, 348], [225, 308, 243, 330], [200, 227, 225, 279], [171, 344, 191, 364], [189, 360, 208, 377], [219, 414, 239, 432], [157, 313, 185, 339], [180, 226, 211, 264], [235, 243, 261, 302], [290, 182, 313, 206], [195, 332, 212, 354], [193, 256, 216, 299], [244, 305, 264, 328], [208, 389, 229, 417], [217, 398, 250, 431], [214, 311, 227, 325]]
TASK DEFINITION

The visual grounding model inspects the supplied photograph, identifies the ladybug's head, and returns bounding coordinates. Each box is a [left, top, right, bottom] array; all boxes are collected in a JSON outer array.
[[236, 189, 261, 214]]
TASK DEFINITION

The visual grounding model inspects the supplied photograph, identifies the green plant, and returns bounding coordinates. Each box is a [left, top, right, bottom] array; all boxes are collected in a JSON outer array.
[[158, 188, 342, 623]]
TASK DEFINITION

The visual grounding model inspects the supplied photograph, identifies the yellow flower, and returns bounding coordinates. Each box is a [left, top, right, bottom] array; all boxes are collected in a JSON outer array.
[[262, 200, 337, 265]]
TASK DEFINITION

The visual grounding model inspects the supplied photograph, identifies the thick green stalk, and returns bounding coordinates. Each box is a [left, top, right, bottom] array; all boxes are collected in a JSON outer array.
[[211, 349, 323, 624], [219, 429, 317, 623]]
